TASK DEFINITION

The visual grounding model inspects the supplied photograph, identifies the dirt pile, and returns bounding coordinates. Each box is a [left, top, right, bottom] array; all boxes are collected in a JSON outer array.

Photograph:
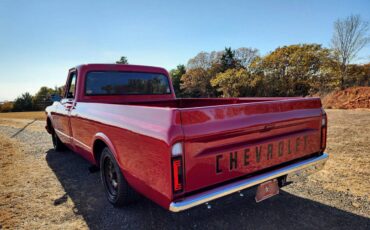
[[322, 87, 370, 109]]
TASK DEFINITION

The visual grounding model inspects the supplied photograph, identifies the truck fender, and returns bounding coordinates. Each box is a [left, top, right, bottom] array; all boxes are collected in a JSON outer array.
[[93, 132, 122, 168]]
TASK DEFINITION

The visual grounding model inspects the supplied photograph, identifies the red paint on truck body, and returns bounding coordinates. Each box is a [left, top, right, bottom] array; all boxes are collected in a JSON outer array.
[[46, 64, 326, 210]]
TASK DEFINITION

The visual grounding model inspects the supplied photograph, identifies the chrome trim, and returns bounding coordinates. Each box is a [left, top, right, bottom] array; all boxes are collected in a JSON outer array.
[[54, 129, 71, 139], [73, 137, 92, 151], [54, 129, 92, 151], [169, 153, 328, 212]]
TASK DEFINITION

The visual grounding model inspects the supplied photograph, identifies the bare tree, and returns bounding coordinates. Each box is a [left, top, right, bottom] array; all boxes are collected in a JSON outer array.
[[187, 52, 212, 70], [187, 48, 259, 70], [187, 51, 224, 70], [331, 15, 370, 88], [234, 47, 259, 69]]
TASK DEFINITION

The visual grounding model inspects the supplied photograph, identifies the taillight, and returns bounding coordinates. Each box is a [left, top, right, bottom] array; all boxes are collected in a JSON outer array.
[[172, 142, 184, 193], [320, 109, 327, 151], [172, 157, 184, 192]]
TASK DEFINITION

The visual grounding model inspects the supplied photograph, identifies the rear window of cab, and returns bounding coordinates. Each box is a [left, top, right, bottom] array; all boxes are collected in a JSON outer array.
[[85, 71, 171, 95]]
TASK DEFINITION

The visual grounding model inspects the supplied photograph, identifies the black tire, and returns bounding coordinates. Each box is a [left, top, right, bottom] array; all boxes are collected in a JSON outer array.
[[100, 147, 138, 206], [52, 131, 65, 152]]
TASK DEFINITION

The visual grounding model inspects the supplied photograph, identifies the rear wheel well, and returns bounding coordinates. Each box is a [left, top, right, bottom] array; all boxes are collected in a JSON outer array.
[[93, 139, 107, 166]]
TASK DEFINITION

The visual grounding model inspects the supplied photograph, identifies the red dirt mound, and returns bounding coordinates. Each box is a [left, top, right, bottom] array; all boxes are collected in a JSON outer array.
[[322, 87, 370, 109]]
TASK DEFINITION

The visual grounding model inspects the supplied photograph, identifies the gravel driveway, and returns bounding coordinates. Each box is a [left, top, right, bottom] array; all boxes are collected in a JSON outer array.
[[0, 118, 369, 230]]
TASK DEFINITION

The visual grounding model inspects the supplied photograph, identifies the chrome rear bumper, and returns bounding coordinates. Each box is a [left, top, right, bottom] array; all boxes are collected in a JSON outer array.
[[169, 153, 328, 212]]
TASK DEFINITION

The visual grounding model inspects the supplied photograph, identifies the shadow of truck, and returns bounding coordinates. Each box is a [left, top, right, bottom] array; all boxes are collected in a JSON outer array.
[[46, 149, 370, 230]]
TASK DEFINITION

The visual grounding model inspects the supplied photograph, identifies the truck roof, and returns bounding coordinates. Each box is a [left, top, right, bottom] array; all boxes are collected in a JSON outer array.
[[71, 64, 169, 75]]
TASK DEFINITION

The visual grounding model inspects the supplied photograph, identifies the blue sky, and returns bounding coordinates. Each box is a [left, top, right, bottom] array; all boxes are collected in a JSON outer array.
[[0, 0, 369, 101]]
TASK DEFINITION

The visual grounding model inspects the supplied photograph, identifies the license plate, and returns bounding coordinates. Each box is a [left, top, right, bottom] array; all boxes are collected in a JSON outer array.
[[255, 179, 279, 202]]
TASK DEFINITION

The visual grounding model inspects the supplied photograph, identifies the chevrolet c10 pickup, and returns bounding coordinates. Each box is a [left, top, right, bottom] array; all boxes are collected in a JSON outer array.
[[45, 64, 328, 212]]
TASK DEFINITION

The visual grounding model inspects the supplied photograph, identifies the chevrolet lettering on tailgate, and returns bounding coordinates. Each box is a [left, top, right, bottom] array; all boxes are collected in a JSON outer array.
[[215, 135, 314, 174]]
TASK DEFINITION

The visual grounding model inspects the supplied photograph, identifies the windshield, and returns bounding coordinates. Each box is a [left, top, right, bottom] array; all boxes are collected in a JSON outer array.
[[85, 71, 171, 95]]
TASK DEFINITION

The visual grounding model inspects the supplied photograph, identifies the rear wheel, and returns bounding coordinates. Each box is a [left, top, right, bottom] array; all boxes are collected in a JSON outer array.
[[52, 131, 65, 151], [100, 147, 138, 206]]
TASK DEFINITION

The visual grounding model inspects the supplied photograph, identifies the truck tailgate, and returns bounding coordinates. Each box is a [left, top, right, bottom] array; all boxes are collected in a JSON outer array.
[[179, 98, 324, 193]]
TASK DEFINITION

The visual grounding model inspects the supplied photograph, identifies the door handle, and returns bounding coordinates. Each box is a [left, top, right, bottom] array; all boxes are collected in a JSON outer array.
[[64, 102, 75, 110], [65, 104, 75, 109]]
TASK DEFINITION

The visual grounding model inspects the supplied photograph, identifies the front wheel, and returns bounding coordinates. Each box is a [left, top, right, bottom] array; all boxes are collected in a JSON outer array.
[[52, 131, 65, 152], [100, 147, 139, 206]]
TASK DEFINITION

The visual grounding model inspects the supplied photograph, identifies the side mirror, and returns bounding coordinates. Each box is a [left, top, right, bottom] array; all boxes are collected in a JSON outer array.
[[50, 94, 62, 102]]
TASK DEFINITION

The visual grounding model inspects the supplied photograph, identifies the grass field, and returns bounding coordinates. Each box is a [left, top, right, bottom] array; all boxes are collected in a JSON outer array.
[[0, 134, 87, 229], [313, 109, 370, 198], [0, 111, 46, 120]]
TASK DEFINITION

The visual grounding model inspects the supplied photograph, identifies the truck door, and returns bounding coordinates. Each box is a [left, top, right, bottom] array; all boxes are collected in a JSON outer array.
[[54, 71, 77, 146]]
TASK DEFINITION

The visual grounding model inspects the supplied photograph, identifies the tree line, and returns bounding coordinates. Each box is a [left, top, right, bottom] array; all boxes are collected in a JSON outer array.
[[0, 87, 62, 112], [170, 45, 369, 98], [170, 15, 369, 98]]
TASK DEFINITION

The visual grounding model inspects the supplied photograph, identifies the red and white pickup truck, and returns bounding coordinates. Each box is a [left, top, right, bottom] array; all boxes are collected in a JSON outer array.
[[45, 64, 328, 212]]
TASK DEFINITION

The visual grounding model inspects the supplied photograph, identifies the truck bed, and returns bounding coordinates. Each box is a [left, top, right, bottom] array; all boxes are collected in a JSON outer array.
[[130, 97, 324, 194], [71, 96, 323, 200]]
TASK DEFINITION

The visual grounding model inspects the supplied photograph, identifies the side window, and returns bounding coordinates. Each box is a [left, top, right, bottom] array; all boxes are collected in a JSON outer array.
[[66, 72, 77, 99]]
